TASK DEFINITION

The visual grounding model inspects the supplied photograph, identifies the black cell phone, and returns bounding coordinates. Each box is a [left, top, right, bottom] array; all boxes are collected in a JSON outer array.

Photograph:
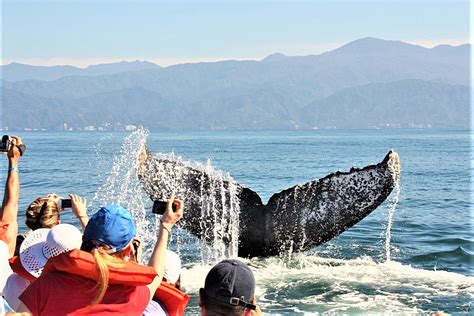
[[59, 199, 72, 208], [152, 200, 176, 215]]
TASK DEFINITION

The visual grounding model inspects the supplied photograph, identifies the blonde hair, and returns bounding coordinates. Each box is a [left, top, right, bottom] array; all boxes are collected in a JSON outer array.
[[25, 198, 60, 230], [87, 244, 129, 305]]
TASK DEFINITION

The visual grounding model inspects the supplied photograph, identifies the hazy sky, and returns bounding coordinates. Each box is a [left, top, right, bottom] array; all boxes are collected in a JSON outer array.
[[2, 0, 470, 67]]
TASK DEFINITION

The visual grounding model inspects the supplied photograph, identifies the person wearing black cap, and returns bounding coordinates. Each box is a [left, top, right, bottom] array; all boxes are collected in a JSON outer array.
[[200, 259, 262, 315]]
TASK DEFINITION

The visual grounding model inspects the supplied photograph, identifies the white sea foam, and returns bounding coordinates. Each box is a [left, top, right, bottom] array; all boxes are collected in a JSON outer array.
[[181, 254, 474, 314]]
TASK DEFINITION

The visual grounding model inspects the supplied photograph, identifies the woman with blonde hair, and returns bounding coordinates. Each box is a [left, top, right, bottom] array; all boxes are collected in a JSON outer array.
[[4, 193, 88, 311], [17, 198, 183, 315], [15, 193, 88, 256]]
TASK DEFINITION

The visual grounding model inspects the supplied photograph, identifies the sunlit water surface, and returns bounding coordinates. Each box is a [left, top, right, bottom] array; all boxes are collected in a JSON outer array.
[[7, 129, 473, 314]]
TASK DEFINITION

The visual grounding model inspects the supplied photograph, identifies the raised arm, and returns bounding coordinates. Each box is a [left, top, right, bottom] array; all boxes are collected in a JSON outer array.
[[0, 136, 23, 257], [146, 197, 183, 296], [70, 194, 89, 232]]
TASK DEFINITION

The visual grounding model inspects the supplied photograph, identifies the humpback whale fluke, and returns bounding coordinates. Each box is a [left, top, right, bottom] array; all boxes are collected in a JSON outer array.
[[138, 148, 401, 258]]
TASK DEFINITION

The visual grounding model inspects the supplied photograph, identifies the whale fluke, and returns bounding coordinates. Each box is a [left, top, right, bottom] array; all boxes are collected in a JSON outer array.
[[138, 147, 400, 258]]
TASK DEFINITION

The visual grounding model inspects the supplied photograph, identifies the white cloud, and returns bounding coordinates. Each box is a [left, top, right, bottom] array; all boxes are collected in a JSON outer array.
[[405, 38, 470, 48], [253, 41, 345, 56]]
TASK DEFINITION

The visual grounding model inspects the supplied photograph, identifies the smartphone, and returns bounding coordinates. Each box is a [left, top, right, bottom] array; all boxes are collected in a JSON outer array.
[[152, 200, 176, 215], [58, 199, 72, 209]]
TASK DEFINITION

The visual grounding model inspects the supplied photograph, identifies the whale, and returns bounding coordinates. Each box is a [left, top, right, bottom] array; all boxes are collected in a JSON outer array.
[[138, 148, 401, 258]]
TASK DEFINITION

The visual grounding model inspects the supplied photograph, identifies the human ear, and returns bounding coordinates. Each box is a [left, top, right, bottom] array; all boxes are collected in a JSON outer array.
[[199, 288, 205, 307]]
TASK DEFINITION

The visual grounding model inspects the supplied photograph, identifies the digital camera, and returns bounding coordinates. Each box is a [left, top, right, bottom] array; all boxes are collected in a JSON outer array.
[[0, 135, 26, 156], [152, 200, 176, 215], [0, 135, 12, 153]]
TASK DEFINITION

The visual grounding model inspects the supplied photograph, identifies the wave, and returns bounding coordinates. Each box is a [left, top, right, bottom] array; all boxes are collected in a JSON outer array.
[[92, 129, 473, 314], [181, 254, 474, 315]]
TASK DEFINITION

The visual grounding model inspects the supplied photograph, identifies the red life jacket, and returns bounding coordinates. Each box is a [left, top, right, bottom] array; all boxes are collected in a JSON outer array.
[[8, 256, 36, 282], [153, 281, 190, 316], [43, 249, 189, 315]]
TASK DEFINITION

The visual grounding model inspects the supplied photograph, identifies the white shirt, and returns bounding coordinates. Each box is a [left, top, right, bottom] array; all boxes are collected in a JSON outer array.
[[142, 300, 168, 316], [0, 240, 13, 294], [3, 273, 31, 310]]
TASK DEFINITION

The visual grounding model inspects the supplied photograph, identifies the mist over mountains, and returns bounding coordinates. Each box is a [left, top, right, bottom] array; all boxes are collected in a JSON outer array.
[[1, 37, 470, 131]]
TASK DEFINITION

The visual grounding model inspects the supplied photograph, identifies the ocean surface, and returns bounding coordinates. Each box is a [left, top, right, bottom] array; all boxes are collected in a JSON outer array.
[[3, 129, 472, 315]]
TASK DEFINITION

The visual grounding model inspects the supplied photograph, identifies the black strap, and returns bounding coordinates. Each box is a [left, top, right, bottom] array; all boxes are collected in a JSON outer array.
[[16, 144, 26, 156], [229, 297, 256, 311], [205, 293, 257, 311]]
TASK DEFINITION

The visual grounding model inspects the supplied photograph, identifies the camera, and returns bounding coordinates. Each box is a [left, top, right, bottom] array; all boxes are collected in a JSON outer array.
[[58, 199, 72, 209], [0, 135, 26, 156], [152, 200, 176, 215], [0, 135, 12, 153]]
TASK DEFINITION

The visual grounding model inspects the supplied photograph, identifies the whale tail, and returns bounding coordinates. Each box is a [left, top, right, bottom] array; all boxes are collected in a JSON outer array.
[[138, 149, 401, 258], [242, 150, 402, 257]]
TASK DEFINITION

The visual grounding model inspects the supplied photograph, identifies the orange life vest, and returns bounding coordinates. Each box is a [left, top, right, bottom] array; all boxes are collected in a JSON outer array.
[[8, 256, 36, 282], [153, 281, 190, 316], [43, 249, 189, 315]]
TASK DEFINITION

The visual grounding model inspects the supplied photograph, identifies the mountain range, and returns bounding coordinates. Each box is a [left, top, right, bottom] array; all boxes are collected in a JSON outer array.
[[1, 37, 470, 130]]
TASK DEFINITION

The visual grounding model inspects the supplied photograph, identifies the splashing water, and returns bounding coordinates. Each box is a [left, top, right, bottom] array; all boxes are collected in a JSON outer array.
[[385, 180, 400, 261], [144, 153, 241, 264], [385, 152, 401, 261], [93, 128, 159, 260], [93, 129, 241, 264]]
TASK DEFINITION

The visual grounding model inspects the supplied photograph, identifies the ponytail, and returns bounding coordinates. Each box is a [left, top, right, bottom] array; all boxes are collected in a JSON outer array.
[[90, 248, 111, 305], [83, 242, 129, 306]]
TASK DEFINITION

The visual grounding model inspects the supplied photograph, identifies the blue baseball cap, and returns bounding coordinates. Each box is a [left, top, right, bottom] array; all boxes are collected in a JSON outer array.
[[83, 205, 136, 253]]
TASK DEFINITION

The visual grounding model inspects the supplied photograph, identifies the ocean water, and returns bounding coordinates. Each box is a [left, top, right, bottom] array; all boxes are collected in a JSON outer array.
[[4, 129, 472, 314]]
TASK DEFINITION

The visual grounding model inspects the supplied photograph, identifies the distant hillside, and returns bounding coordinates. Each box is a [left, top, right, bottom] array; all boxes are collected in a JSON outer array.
[[1, 60, 160, 82], [1, 37, 470, 130], [300, 80, 470, 129]]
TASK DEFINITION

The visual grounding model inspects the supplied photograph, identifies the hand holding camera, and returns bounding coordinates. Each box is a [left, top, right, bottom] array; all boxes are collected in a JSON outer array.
[[152, 200, 177, 215], [1, 135, 26, 159], [50, 193, 88, 230], [154, 197, 184, 233]]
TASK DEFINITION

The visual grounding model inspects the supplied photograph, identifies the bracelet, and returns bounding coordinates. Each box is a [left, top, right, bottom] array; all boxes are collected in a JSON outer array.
[[160, 220, 172, 235], [8, 167, 18, 172]]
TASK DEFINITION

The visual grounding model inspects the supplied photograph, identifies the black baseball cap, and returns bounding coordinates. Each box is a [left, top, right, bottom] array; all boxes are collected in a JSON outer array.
[[203, 259, 256, 310]]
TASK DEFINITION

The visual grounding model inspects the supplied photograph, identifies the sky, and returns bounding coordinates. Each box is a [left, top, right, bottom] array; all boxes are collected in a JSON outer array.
[[1, 0, 471, 67]]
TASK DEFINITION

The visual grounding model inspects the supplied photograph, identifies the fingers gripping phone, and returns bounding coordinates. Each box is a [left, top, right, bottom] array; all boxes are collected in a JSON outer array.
[[152, 200, 176, 215]]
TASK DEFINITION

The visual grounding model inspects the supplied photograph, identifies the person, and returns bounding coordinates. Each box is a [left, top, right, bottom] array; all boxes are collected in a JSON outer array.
[[0, 136, 23, 257], [5, 193, 88, 309], [143, 250, 189, 316], [199, 259, 262, 316], [1, 238, 15, 314], [4, 224, 82, 310], [16, 198, 183, 315], [15, 193, 88, 256], [0, 135, 23, 313], [163, 250, 182, 290]]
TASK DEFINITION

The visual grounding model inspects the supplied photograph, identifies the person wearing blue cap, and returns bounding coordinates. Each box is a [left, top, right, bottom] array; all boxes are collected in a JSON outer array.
[[200, 259, 262, 316], [16, 198, 184, 315]]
